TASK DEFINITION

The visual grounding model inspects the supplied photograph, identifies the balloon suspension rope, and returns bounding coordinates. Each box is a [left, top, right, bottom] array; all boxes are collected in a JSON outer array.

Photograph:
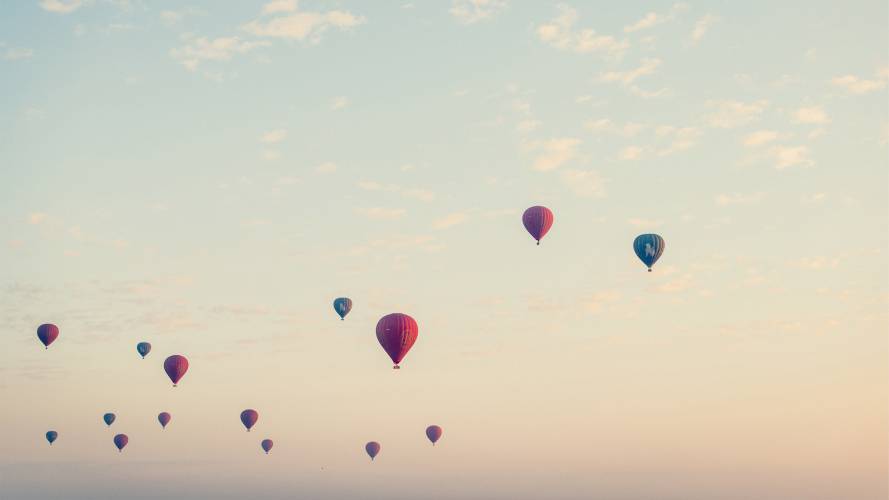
[[648, 268, 652, 272], [393, 365, 400, 370], [536, 240, 540, 246]]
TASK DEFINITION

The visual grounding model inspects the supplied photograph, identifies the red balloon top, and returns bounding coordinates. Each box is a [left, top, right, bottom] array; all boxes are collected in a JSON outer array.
[[522, 206, 554, 244], [164, 355, 189, 386], [375, 313, 418, 368]]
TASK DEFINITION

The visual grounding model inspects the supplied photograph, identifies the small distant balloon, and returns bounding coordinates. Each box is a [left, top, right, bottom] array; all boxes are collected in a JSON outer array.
[[376, 313, 418, 369], [136, 342, 151, 359], [163, 355, 189, 387], [425, 425, 442, 446], [158, 412, 171, 429], [113, 434, 128, 452], [522, 206, 554, 245], [240, 409, 259, 432], [103, 413, 116, 427], [261, 439, 274, 454], [633, 234, 665, 271], [365, 441, 380, 460], [37, 324, 59, 349], [333, 297, 353, 320], [46, 431, 58, 445]]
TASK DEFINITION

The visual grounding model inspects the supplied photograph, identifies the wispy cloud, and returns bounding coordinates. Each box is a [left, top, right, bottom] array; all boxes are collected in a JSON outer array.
[[537, 6, 628, 58], [530, 137, 581, 171], [560, 169, 605, 197], [598, 58, 661, 85], [715, 192, 765, 206], [433, 212, 468, 229], [1, 44, 34, 60], [331, 96, 349, 110], [690, 14, 718, 44], [623, 3, 687, 33], [170, 35, 270, 71], [743, 130, 778, 147], [355, 207, 406, 220], [705, 100, 768, 128], [656, 126, 701, 155], [259, 129, 287, 144], [242, 1, 364, 41], [794, 106, 830, 125], [28, 213, 49, 225], [358, 181, 435, 202], [771, 145, 813, 169], [585, 119, 645, 137], [39, 0, 83, 14], [315, 162, 337, 173], [831, 68, 888, 94], [450, 0, 507, 25]]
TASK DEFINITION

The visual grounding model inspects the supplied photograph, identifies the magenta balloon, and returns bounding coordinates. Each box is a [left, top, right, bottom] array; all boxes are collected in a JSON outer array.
[[261, 439, 274, 454], [158, 412, 171, 429], [365, 441, 380, 460], [37, 324, 59, 349], [522, 206, 554, 245], [375, 313, 418, 369], [113, 434, 128, 452], [425, 425, 442, 445], [163, 355, 188, 387], [240, 409, 259, 431]]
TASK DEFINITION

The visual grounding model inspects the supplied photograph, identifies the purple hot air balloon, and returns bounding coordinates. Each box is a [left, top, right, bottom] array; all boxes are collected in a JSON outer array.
[[46, 430, 58, 445], [365, 441, 380, 461], [426, 425, 443, 446], [240, 409, 259, 432], [163, 355, 188, 387], [522, 206, 554, 245], [113, 434, 128, 452], [261, 439, 274, 454], [376, 313, 418, 369], [158, 412, 171, 429], [37, 324, 59, 349]]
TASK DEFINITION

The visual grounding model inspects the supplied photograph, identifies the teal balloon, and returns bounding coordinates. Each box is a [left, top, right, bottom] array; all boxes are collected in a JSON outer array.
[[136, 342, 151, 359], [633, 234, 665, 271]]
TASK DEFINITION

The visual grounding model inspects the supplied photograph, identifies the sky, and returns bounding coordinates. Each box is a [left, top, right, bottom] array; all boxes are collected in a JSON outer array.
[[1, 1, 887, 499]]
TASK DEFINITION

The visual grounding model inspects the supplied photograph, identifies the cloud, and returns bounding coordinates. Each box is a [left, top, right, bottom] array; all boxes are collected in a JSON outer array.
[[743, 130, 778, 147], [537, 6, 628, 58], [690, 14, 718, 43], [598, 58, 661, 85], [801, 193, 827, 204], [715, 192, 765, 206], [242, 2, 364, 41], [794, 106, 830, 125], [28, 213, 48, 225], [619, 146, 643, 160], [628, 217, 660, 227], [433, 212, 468, 229], [39, 0, 83, 14], [530, 137, 581, 171], [315, 162, 337, 173], [793, 256, 840, 270], [585, 119, 645, 137], [770, 145, 813, 169], [560, 169, 605, 197], [356, 207, 406, 220], [358, 181, 435, 202], [656, 126, 701, 155], [516, 119, 541, 133], [259, 129, 287, 144], [1, 45, 34, 60], [170, 35, 270, 70], [623, 4, 687, 33], [262, 150, 281, 161], [331, 96, 349, 110], [160, 8, 204, 26], [450, 0, 507, 25], [705, 99, 768, 128], [402, 188, 435, 202], [831, 70, 888, 94]]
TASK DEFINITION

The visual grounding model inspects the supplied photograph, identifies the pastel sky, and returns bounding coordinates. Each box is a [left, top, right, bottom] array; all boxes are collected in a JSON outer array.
[[1, 1, 887, 499]]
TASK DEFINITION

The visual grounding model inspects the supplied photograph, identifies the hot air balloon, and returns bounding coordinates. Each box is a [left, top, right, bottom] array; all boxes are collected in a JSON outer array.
[[113, 434, 128, 452], [240, 409, 259, 432], [376, 313, 418, 369], [333, 297, 352, 320], [633, 234, 665, 272], [103, 413, 116, 427], [46, 431, 58, 445], [158, 412, 171, 429], [365, 441, 380, 461], [136, 342, 151, 359], [261, 439, 274, 454], [522, 206, 554, 245], [164, 355, 188, 387], [426, 425, 442, 446], [37, 324, 59, 349]]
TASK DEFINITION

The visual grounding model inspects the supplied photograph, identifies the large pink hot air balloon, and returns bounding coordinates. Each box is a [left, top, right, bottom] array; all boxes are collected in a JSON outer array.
[[240, 409, 259, 432], [37, 324, 59, 349], [113, 434, 128, 452], [376, 313, 418, 369], [157, 412, 171, 429], [365, 441, 380, 461], [426, 425, 442, 445], [164, 355, 188, 387], [261, 439, 273, 454], [522, 206, 554, 245]]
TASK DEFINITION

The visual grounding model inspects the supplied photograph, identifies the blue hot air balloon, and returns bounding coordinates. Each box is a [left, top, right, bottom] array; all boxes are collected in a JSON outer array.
[[333, 297, 352, 321], [103, 413, 116, 427], [136, 342, 151, 359], [633, 234, 665, 271], [46, 431, 58, 445]]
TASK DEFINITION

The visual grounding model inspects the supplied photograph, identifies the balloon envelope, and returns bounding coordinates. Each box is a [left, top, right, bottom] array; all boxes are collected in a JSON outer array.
[[46, 431, 57, 445], [522, 206, 554, 244], [103, 413, 116, 426], [333, 297, 353, 320], [261, 439, 274, 454], [158, 412, 171, 429], [426, 425, 442, 445], [376, 313, 418, 369], [163, 355, 188, 386], [240, 409, 259, 431], [136, 342, 151, 358], [633, 234, 665, 271], [365, 441, 380, 460], [113, 434, 128, 452], [37, 324, 59, 349]]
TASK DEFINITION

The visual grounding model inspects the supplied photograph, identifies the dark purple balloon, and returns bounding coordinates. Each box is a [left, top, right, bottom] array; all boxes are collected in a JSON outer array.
[[376, 313, 418, 369], [113, 434, 128, 452], [37, 324, 59, 349], [261, 439, 273, 454], [164, 355, 188, 387], [240, 409, 259, 431], [426, 425, 442, 445], [522, 206, 554, 245], [365, 441, 380, 460], [158, 412, 171, 429]]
